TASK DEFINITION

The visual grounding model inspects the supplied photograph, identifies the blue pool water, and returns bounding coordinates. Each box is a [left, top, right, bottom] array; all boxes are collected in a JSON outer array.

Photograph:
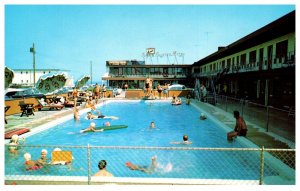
[[5, 100, 279, 180]]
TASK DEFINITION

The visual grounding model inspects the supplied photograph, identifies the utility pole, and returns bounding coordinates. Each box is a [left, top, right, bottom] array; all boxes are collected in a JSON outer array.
[[30, 43, 36, 87], [90, 61, 93, 84]]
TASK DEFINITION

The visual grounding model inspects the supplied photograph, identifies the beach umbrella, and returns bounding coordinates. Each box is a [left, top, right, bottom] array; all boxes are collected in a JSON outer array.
[[75, 75, 90, 89], [36, 72, 68, 94], [5, 67, 14, 89]]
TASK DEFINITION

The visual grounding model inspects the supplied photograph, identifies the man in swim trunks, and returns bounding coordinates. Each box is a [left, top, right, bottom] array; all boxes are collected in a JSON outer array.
[[125, 155, 157, 173], [87, 112, 105, 119], [94, 83, 100, 103], [227, 110, 248, 141], [86, 112, 119, 120]]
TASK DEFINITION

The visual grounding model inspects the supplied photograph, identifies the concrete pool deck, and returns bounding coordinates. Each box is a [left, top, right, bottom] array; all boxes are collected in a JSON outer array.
[[4, 98, 294, 149]]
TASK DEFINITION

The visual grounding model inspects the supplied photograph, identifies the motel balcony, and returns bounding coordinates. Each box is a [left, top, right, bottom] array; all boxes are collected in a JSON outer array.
[[196, 53, 295, 78], [106, 73, 189, 79]]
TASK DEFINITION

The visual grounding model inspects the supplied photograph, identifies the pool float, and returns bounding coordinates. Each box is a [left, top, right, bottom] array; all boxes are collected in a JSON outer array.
[[5, 128, 30, 139], [82, 125, 128, 132]]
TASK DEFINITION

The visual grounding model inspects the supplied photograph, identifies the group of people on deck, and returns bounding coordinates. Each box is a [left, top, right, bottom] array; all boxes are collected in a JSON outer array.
[[144, 77, 169, 99]]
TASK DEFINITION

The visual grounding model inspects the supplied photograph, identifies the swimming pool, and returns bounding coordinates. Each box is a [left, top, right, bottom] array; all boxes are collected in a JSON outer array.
[[5, 100, 295, 184]]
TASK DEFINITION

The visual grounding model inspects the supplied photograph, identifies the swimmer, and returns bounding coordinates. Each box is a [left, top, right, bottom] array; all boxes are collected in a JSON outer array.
[[8, 134, 25, 153], [86, 112, 118, 120], [172, 97, 182, 105], [170, 135, 192, 145], [24, 153, 41, 171], [200, 113, 207, 120], [36, 149, 48, 167], [150, 121, 155, 129], [80, 122, 104, 133], [125, 155, 157, 174]]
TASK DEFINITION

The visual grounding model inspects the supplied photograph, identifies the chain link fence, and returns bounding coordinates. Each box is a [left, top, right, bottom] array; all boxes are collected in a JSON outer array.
[[5, 145, 295, 185], [214, 95, 295, 142]]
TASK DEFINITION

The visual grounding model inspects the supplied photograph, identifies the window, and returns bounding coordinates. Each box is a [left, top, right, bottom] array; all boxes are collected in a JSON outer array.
[[118, 67, 123, 75], [276, 40, 288, 62], [194, 68, 200, 73], [227, 58, 231, 68], [222, 60, 225, 69], [249, 50, 256, 64], [240, 54, 246, 65], [21, 71, 23, 74], [43, 71, 46, 74]]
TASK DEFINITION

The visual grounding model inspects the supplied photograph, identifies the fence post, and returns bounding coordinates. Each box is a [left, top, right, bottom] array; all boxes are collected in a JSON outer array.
[[225, 96, 228, 112], [266, 106, 270, 132], [87, 144, 91, 185], [259, 146, 265, 185], [241, 99, 244, 117]]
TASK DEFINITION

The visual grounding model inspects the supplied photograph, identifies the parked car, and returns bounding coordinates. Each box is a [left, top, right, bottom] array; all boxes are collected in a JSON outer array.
[[113, 88, 122, 96], [168, 84, 186, 90], [10, 88, 45, 99]]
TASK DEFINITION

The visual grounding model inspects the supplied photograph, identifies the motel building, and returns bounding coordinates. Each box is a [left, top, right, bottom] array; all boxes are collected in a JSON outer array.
[[103, 11, 294, 108], [192, 10, 295, 108], [102, 60, 192, 89]]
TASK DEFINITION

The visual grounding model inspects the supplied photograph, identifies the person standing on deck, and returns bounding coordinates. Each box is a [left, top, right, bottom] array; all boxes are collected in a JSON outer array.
[[94, 83, 100, 104]]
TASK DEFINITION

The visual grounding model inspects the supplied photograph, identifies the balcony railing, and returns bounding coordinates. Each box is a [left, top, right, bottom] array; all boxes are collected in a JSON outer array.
[[197, 52, 295, 77]]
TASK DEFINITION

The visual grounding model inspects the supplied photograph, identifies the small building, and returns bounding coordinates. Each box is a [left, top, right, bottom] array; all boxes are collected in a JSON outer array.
[[11, 69, 70, 87]]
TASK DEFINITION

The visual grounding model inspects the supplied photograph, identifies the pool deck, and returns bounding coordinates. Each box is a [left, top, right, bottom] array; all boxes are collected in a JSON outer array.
[[4, 98, 294, 149]]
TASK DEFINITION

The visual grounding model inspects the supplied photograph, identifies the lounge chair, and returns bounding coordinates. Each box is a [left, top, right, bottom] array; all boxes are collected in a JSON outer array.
[[37, 98, 64, 111], [19, 101, 35, 117], [51, 151, 73, 165], [5, 106, 10, 124]]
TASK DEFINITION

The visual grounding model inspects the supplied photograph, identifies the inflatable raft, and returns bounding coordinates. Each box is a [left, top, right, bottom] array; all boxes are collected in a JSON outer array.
[[84, 125, 128, 132], [5, 128, 30, 139]]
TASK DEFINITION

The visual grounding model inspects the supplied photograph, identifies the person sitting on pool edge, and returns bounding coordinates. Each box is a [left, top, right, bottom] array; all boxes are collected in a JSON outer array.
[[170, 135, 192, 145], [93, 160, 114, 177], [86, 112, 118, 120], [227, 110, 248, 142], [80, 122, 104, 133], [125, 155, 157, 174]]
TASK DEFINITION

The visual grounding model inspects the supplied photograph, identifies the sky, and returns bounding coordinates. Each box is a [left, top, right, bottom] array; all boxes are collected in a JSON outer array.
[[4, 4, 295, 82]]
